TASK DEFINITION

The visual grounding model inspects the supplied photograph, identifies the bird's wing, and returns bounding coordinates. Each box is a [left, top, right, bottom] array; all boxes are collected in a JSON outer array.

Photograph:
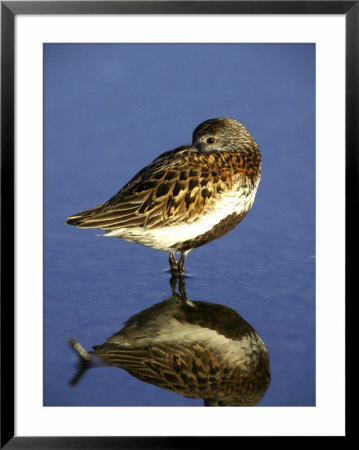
[[66, 147, 243, 230], [92, 342, 224, 398]]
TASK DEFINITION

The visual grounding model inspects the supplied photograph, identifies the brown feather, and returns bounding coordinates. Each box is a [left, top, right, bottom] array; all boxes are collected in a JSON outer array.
[[66, 147, 258, 231]]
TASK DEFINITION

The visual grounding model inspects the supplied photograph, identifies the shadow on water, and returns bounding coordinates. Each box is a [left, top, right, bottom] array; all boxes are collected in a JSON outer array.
[[68, 272, 270, 406]]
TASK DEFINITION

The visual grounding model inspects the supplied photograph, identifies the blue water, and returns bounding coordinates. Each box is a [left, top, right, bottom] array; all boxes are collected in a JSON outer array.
[[44, 43, 315, 406]]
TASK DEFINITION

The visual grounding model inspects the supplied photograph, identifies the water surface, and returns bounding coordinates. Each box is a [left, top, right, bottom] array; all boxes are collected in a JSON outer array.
[[44, 43, 315, 407]]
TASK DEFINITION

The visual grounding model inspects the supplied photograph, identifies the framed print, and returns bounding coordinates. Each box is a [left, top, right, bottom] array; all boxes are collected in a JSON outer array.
[[1, 0, 354, 447]]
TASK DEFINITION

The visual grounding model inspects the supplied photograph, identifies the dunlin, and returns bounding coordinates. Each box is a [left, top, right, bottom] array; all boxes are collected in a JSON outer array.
[[67, 118, 261, 275], [69, 296, 270, 406]]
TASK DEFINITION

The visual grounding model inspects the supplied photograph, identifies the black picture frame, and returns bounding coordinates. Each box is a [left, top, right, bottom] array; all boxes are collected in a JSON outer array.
[[1, 1, 354, 447]]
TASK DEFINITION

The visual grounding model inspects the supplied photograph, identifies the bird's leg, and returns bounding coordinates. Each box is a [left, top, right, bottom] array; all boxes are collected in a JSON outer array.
[[169, 251, 194, 306], [177, 251, 195, 307], [178, 273, 195, 307], [169, 252, 178, 274], [169, 252, 179, 296], [170, 273, 178, 296], [178, 252, 187, 278]]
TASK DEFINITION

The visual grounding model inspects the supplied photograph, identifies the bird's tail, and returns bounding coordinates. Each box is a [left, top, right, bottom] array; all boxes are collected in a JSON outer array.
[[66, 204, 104, 227], [68, 337, 92, 386]]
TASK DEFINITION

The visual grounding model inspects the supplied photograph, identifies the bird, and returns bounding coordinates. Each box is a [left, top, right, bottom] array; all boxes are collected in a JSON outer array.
[[69, 296, 271, 406], [66, 118, 261, 276]]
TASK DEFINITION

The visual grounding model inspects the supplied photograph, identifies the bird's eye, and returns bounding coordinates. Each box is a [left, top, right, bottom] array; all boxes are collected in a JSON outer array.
[[206, 138, 215, 144]]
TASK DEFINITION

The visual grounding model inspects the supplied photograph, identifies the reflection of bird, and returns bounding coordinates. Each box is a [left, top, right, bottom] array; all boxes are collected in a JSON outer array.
[[69, 296, 270, 406], [66, 118, 261, 275]]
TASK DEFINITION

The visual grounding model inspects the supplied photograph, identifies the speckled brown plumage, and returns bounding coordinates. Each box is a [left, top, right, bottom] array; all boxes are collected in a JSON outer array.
[[69, 297, 271, 406], [92, 341, 269, 404], [66, 118, 261, 274]]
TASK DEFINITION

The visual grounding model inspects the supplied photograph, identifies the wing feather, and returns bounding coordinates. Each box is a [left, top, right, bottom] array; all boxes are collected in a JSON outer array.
[[66, 147, 241, 231], [92, 342, 223, 397]]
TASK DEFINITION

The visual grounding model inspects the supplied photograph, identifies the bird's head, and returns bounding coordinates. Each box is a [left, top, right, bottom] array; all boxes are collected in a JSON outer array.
[[192, 118, 257, 153]]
